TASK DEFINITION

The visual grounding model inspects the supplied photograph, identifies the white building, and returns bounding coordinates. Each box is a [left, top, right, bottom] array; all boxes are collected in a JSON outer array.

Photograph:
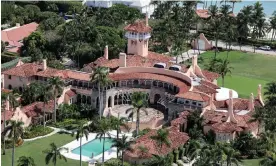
[[83, 0, 156, 17]]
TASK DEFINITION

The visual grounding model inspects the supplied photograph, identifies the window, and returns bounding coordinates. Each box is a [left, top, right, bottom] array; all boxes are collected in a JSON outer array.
[[8, 85, 12, 90], [8, 75, 11, 79], [185, 100, 190, 104], [35, 76, 38, 80], [19, 87, 23, 93], [192, 101, 197, 105]]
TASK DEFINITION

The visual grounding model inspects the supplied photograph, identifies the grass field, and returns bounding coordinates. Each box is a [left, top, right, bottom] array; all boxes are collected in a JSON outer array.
[[1, 133, 86, 166], [242, 159, 261, 166], [200, 50, 276, 98]]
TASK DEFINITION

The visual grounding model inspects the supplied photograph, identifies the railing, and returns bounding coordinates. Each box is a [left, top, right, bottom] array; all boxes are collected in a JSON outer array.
[[125, 33, 151, 40]]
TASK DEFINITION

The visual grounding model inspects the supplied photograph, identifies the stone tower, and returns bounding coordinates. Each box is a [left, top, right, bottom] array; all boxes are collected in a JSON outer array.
[[124, 13, 152, 57]]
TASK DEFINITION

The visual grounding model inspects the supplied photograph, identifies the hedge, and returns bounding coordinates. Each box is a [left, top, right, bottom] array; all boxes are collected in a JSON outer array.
[[22, 125, 54, 139]]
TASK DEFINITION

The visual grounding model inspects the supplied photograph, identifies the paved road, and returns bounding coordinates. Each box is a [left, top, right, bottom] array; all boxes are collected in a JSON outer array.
[[212, 40, 276, 56]]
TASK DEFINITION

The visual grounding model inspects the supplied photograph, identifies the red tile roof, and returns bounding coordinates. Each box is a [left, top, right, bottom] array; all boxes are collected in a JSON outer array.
[[125, 128, 189, 159], [1, 22, 38, 43], [201, 70, 220, 81], [124, 20, 152, 33], [201, 80, 220, 89], [203, 110, 258, 133], [175, 91, 210, 102], [22, 100, 54, 118], [214, 98, 263, 110], [196, 9, 235, 19], [193, 84, 217, 94], [2, 63, 91, 81], [65, 89, 76, 98]]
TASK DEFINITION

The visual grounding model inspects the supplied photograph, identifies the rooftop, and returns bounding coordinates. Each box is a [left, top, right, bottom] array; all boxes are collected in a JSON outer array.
[[124, 20, 152, 33]]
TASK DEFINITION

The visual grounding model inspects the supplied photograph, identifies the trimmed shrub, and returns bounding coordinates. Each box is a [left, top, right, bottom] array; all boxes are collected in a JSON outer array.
[[96, 158, 131, 166], [49, 119, 88, 130], [22, 125, 54, 139]]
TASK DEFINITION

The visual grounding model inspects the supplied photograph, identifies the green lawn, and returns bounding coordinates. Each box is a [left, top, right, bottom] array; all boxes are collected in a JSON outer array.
[[200, 51, 276, 98], [1, 133, 86, 166], [242, 159, 261, 166]]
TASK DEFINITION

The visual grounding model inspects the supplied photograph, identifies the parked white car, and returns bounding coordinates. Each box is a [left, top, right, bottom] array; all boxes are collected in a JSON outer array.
[[259, 45, 271, 51]]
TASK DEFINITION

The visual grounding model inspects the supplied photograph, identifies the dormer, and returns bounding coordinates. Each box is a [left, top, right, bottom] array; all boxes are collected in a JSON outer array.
[[153, 62, 166, 69], [169, 65, 181, 71]]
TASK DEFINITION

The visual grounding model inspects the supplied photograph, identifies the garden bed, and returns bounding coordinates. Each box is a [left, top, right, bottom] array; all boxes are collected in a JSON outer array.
[[49, 119, 88, 130], [22, 125, 54, 139]]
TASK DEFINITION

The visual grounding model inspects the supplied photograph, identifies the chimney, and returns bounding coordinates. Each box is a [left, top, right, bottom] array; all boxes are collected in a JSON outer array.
[[257, 84, 265, 106], [104, 45, 108, 60], [42, 59, 47, 71], [192, 55, 198, 71], [226, 90, 237, 123], [16, 23, 20, 27], [248, 93, 254, 111], [145, 12, 148, 26], [119, 53, 127, 67]]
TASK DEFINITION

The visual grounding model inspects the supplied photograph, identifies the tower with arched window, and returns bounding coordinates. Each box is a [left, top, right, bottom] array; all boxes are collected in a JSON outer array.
[[124, 13, 152, 57]]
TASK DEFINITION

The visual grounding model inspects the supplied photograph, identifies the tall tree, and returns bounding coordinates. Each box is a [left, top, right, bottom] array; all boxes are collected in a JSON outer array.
[[91, 67, 112, 119], [40, 85, 52, 129], [110, 116, 129, 158], [217, 59, 233, 87], [126, 92, 148, 137], [2, 120, 24, 166], [222, 146, 241, 166], [236, 5, 253, 50], [249, 107, 266, 134], [17, 156, 36, 166], [145, 154, 172, 166], [150, 129, 171, 153], [267, 12, 276, 41], [43, 143, 67, 166], [264, 82, 276, 107], [96, 118, 112, 163], [111, 134, 134, 166], [71, 123, 89, 166], [48, 77, 64, 123], [1, 92, 8, 155], [183, 139, 201, 163]]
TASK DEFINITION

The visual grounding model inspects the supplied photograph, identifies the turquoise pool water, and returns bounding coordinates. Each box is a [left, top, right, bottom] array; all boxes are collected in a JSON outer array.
[[71, 138, 114, 157]]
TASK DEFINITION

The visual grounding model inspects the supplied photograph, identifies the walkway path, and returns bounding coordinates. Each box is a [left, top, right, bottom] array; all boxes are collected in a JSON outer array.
[[212, 40, 276, 56]]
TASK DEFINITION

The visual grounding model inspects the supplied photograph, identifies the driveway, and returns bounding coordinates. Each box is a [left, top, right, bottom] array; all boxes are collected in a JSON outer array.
[[212, 40, 276, 56]]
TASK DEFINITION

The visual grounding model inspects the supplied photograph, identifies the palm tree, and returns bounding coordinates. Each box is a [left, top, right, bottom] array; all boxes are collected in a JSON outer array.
[[258, 131, 276, 152], [43, 143, 67, 166], [264, 81, 276, 107], [150, 129, 171, 153], [218, 59, 233, 87], [145, 154, 172, 166], [126, 92, 148, 137], [1, 92, 8, 155], [236, 5, 253, 50], [249, 107, 265, 135], [260, 155, 276, 166], [96, 118, 111, 163], [2, 120, 24, 166], [48, 77, 64, 123], [17, 156, 36, 166], [222, 146, 241, 166], [71, 123, 89, 166], [40, 86, 52, 129], [111, 134, 134, 166], [110, 116, 129, 158], [183, 139, 201, 163], [267, 13, 276, 41], [91, 67, 112, 120], [229, 0, 241, 12]]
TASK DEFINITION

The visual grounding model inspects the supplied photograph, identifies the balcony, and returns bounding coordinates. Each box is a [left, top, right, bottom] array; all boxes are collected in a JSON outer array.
[[125, 32, 151, 40]]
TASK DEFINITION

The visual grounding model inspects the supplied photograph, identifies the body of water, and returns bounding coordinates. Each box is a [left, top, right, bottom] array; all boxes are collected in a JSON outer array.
[[198, 1, 276, 17]]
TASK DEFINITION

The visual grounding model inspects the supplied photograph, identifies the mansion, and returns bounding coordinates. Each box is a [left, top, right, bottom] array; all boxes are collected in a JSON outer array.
[[1, 14, 264, 163]]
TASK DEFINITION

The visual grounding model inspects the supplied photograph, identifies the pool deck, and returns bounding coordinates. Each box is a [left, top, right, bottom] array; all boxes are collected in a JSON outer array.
[[60, 130, 132, 163]]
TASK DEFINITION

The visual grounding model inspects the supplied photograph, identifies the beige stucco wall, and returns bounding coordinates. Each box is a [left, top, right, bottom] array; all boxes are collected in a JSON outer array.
[[3, 75, 31, 89], [191, 33, 213, 51], [127, 39, 149, 57], [11, 107, 32, 127]]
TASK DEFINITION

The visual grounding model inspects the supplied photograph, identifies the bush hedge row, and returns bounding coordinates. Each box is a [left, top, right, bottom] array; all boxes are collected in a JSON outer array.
[[22, 125, 54, 139]]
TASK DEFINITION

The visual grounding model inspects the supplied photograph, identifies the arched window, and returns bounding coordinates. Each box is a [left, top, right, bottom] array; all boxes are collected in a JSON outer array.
[[87, 96, 91, 105], [77, 94, 81, 103], [82, 95, 87, 103], [8, 84, 12, 90]]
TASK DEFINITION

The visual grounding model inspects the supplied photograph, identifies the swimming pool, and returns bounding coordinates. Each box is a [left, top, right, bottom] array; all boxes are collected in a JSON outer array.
[[71, 138, 114, 157]]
